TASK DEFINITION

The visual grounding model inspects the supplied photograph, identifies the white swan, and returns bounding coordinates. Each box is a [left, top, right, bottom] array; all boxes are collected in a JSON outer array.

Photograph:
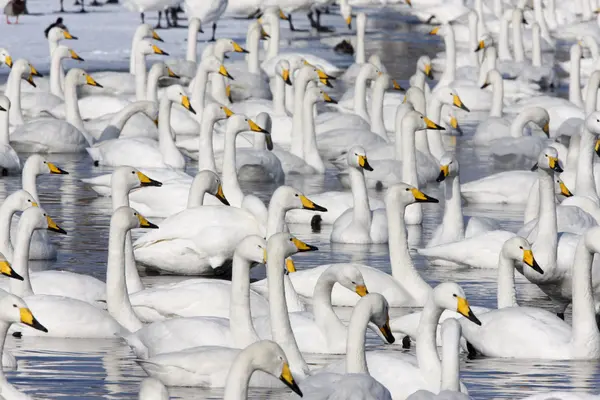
[[286, 183, 438, 307], [296, 293, 394, 400], [139, 378, 169, 400], [10, 68, 102, 153], [86, 100, 158, 142], [165, 17, 203, 80], [86, 84, 194, 169], [133, 185, 326, 275], [461, 224, 600, 359], [0, 96, 20, 174], [5, 59, 39, 127]]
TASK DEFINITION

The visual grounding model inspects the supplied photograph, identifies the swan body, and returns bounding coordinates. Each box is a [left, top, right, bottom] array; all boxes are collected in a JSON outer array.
[[0, 96, 20, 174]]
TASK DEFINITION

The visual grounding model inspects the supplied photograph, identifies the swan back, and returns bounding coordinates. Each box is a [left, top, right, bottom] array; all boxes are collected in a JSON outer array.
[[138, 377, 169, 400]]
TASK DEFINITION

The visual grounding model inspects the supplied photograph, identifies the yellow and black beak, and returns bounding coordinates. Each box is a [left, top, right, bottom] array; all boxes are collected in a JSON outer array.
[[152, 30, 164, 42], [248, 119, 269, 134], [523, 249, 544, 274], [232, 41, 249, 54], [316, 68, 336, 82], [392, 79, 404, 91], [167, 67, 180, 79], [278, 9, 290, 20], [548, 156, 563, 173], [0, 104, 6, 112], [285, 258, 296, 273], [219, 65, 235, 80], [226, 84, 233, 103], [474, 39, 485, 52], [136, 213, 159, 229], [428, 26, 440, 35], [215, 184, 229, 206], [379, 316, 395, 344], [282, 69, 292, 86], [182, 95, 196, 115], [453, 94, 470, 112], [30, 64, 43, 78], [46, 215, 67, 235], [322, 92, 337, 104], [262, 249, 268, 264], [559, 181, 573, 197], [291, 237, 319, 252], [480, 81, 490, 89], [358, 155, 373, 171], [47, 162, 69, 175], [152, 45, 169, 56], [456, 297, 481, 325], [411, 187, 439, 203], [85, 74, 103, 88], [260, 26, 270, 39], [25, 74, 36, 88], [63, 30, 77, 40], [542, 122, 550, 137], [222, 106, 235, 118], [436, 164, 449, 182], [280, 363, 302, 397], [136, 171, 162, 187], [355, 285, 368, 297], [595, 139, 600, 158], [424, 116, 445, 130], [69, 49, 84, 61], [5, 55, 12, 68], [0, 260, 23, 281], [424, 63, 433, 79], [345, 15, 352, 30], [320, 77, 334, 88], [299, 195, 328, 212], [20, 308, 48, 333], [405, 0, 412, 6]]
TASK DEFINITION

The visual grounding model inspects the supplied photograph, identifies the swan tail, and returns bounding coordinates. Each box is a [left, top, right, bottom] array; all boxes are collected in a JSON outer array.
[[85, 147, 102, 163]]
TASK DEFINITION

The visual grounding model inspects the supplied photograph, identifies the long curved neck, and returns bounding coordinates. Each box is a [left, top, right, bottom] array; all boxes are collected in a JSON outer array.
[[111, 185, 144, 294], [64, 74, 86, 134], [532, 28, 542, 67], [474, 0, 486, 37], [209, 57, 229, 106], [576, 127, 600, 203], [469, 16, 479, 66], [0, 321, 11, 385], [266, 19, 280, 60], [223, 349, 258, 400], [442, 174, 464, 240], [50, 51, 65, 99], [353, 68, 371, 121], [0, 107, 8, 146], [402, 120, 419, 187], [584, 73, 600, 114], [229, 253, 260, 348], [349, 166, 372, 230], [344, 301, 372, 374], [386, 197, 431, 303], [21, 166, 39, 203], [273, 74, 286, 115], [266, 246, 309, 379], [222, 129, 245, 208], [0, 197, 19, 260], [129, 30, 143, 74], [6, 66, 24, 126], [512, 16, 525, 63], [102, 103, 148, 141], [186, 25, 198, 63], [570, 238, 600, 356], [356, 21, 365, 64], [440, 30, 456, 84], [158, 97, 184, 169], [440, 324, 460, 392], [191, 65, 209, 117], [106, 221, 143, 333], [533, 0, 552, 38], [266, 200, 287, 238], [135, 51, 148, 101], [497, 252, 518, 308], [427, 98, 445, 161], [524, 180, 541, 224], [302, 97, 325, 173], [247, 29, 260, 74], [187, 186, 207, 208], [417, 297, 443, 387], [290, 71, 311, 158], [509, 111, 533, 138], [489, 77, 504, 118], [198, 111, 218, 173], [10, 217, 35, 297], [313, 270, 348, 352], [535, 168, 558, 268], [570, 50, 583, 107], [145, 66, 162, 103], [498, 20, 512, 61], [370, 81, 388, 140]]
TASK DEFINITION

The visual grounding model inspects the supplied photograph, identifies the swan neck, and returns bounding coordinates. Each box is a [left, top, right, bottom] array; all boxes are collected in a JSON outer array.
[[356, 22, 365, 64], [345, 301, 372, 374], [535, 169, 558, 265], [498, 18, 512, 60], [64, 73, 86, 134], [513, 15, 525, 62], [349, 167, 372, 229], [191, 65, 209, 115], [247, 29, 260, 74], [6, 66, 24, 126], [490, 77, 504, 118], [442, 175, 465, 240], [417, 297, 443, 384], [313, 271, 347, 352], [145, 67, 161, 103], [273, 75, 286, 115], [266, 19, 280, 60], [302, 96, 325, 173], [510, 111, 532, 138], [0, 198, 17, 260], [290, 72, 310, 158], [354, 69, 370, 122], [0, 321, 9, 382], [50, 51, 65, 99], [440, 324, 461, 392], [223, 348, 256, 400], [532, 28, 542, 67], [21, 165, 39, 203], [186, 25, 198, 63], [135, 51, 148, 101], [111, 103, 146, 138], [0, 103, 8, 145], [523, 180, 541, 224], [570, 51, 583, 107], [427, 98, 445, 161], [584, 73, 600, 114], [129, 30, 143, 74], [222, 128, 244, 208], [497, 252, 518, 308], [11, 216, 35, 297], [157, 97, 184, 169], [440, 29, 456, 84], [198, 112, 218, 173], [576, 127, 600, 202], [229, 252, 260, 348], [266, 201, 287, 238], [402, 120, 419, 187], [370, 81, 388, 139]]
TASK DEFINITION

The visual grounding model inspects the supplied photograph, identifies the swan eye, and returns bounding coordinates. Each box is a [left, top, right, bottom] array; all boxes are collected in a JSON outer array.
[[131, 171, 135, 174], [43, 161, 47, 164], [452, 294, 457, 297], [43, 213, 47, 217], [12, 304, 16, 308], [405, 188, 409, 192], [294, 194, 298, 197], [289, 238, 293, 242], [519, 246, 523, 249]]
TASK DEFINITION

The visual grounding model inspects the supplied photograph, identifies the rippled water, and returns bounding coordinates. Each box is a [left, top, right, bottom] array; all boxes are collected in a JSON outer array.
[[2, 2, 599, 399]]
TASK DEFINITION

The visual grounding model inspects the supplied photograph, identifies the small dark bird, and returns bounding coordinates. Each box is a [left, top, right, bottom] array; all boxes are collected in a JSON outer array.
[[44, 17, 68, 38], [4, 0, 26, 24]]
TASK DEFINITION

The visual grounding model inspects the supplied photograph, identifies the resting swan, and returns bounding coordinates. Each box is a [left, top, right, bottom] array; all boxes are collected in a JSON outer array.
[[0, 96, 20, 174]]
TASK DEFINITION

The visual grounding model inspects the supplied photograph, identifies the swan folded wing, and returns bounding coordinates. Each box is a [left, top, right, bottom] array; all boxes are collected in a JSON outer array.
[[489, 136, 547, 160], [11, 119, 89, 152], [86, 138, 164, 168], [519, 207, 597, 239], [0, 143, 20, 170]]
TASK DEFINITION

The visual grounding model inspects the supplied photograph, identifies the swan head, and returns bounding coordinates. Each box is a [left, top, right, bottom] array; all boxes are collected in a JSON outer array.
[[226, 114, 270, 146], [359, 293, 395, 344], [268, 233, 318, 259], [235, 235, 267, 265], [436, 153, 458, 182], [53, 45, 84, 62], [215, 38, 249, 56], [428, 23, 452, 37], [193, 170, 228, 206], [136, 39, 168, 57], [242, 340, 303, 397], [385, 183, 439, 206], [433, 282, 481, 326], [0, 48, 12, 68], [112, 206, 158, 232], [48, 27, 77, 42], [66, 68, 103, 89], [21, 207, 67, 235], [305, 86, 337, 106], [327, 264, 369, 298], [502, 236, 544, 274], [6, 189, 38, 213], [409, 110, 445, 132], [298, 64, 334, 88], [368, 54, 386, 73], [531, 147, 562, 173], [375, 73, 403, 92], [358, 62, 381, 82], [434, 87, 470, 112], [555, 177, 573, 197], [347, 145, 373, 172], [522, 107, 550, 137], [164, 84, 195, 115], [401, 87, 424, 113], [112, 167, 162, 193], [0, 95, 9, 112], [201, 55, 234, 80], [275, 60, 292, 86], [0, 252, 21, 281], [343, 6, 356, 30], [571, 42, 584, 61], [149, 62, 180, 80], [12, 59, 39, 83], [585, 112, 600, 137], [416, 56, 433, 79], [481, 69, 502, 90], [0, 290, 47, 333], [441, 108, 463, 136], [136, 24, 163, 42], [24, 154, 69, 176], [475, 34, 493, 53], [271, 186, 327, 212]]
